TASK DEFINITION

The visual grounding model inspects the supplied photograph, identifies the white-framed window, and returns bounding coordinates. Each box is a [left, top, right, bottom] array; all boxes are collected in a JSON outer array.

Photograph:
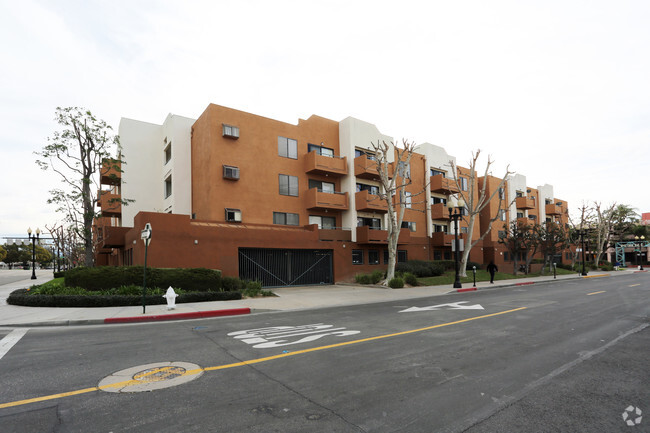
[[404, 191, 412, 208], [223, 124, 239, 139], [279, 174, 299, 196], [459, 177, 468, 191], [225, 208, 242, 222], [309, 179, 335, 193], [164, 143, 172, 165], [401, 221, 417, 232], [499, 209, 507, 221], [223, 165, 240, 180], [309, 215, 336, 229], [278, 136, 298, 159], [164, 175, 172, 198]]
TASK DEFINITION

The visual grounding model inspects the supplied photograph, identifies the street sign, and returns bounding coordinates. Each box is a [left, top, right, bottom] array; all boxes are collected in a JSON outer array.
[[141, 223, 152, 246]]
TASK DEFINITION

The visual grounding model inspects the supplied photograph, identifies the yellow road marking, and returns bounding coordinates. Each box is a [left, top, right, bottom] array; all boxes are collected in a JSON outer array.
[[629, 284, 640, 287], [583, 274, 609, 279], [0, 307, 526, 409], [587, 291, 606, 296]]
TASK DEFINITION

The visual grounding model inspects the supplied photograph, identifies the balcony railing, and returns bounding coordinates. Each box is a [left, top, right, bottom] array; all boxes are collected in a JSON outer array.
[[305, 150, 348, 177], [305, 224, 353, 241], [100, 159, 121, 185], [305, 188, 349, 211], [354, 155, 393, 181], [97, 191, 121, 217], [355, 190, 389, 213], [356, 226, 388, 244], [545, 203, 561, 215], [430, 202, 450, 220], [515, 196, 536, 210], [430, 174, 459, 194], [430, 231, 465, 247]]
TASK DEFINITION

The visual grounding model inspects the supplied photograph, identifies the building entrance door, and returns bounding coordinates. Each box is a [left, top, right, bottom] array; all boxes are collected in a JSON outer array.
[[238, 248, 333, 287]]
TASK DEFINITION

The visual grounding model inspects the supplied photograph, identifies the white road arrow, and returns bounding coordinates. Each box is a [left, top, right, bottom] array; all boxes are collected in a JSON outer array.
[[399, 301, 484, 313]]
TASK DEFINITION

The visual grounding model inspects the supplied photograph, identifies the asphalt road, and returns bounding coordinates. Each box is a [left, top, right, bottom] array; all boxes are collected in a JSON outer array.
[[0, 273, 648, 432]]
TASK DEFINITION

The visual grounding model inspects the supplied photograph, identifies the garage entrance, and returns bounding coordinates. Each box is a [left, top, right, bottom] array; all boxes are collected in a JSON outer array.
[[238, 248, 333, 287]]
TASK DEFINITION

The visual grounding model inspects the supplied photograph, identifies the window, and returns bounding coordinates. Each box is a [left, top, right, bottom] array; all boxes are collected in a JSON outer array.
[[498, 230, 506, 239], [223, 124, 239, 139], [309, 179, 335, 193], [223, 165, 240, 180], [369, 250, 379, 265], [431, 169, 446, 177], [278, 136, 297, 159], [499, 187, 505, 200], [517, 212, 524, 219], [225, 208, 241, 222], [397, 250, 408, 263], [432, 197, 447, 205], [397, 161, 411, 178], [164, 143, 172, 165], [279, 174, 299, 196], [356, 183, 380, 196], [308, 143, 334, 157], [164, 175, 172, 198], [401, 221, 417, 232], [433, 224, 447, 233], [352, 250, 364, 265], [529, 215, 537, 220], [459, 177, 468, 191], [355, 149, 376, 160], [461, 227, 469, 234], [516, 191, 524, 198], [404, 191, 412, 208], [499, 209, 507, 221], [433, 250, 442, 260], [357, 217, 381, 229], [309, 215, 336, 229], [273, 212, 299, 226]]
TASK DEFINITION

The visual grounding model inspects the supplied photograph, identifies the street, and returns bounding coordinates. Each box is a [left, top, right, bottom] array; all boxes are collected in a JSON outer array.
[[0, 273, 648, 432]]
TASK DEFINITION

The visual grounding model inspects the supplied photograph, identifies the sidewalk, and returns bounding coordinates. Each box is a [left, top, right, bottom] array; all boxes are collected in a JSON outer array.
[[0, 269, 632, 327]]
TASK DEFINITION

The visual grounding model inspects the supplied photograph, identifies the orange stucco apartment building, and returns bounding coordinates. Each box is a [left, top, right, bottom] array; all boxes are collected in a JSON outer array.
[[93, 103, 570, 285]]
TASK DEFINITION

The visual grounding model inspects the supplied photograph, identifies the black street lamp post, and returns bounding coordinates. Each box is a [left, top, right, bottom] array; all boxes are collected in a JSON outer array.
[[635, 235, 645, 270], [447, 198, 466, 289], [28, 227, 40, 280], [576, 228, 589, 276]]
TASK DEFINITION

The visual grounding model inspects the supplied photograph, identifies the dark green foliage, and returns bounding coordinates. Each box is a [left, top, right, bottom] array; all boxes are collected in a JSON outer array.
[[396, 260, 445, 277], [403, 272, 418, 286], [388, 277, 404, 288], [6, 288, 240, 308], [53, 271, 66, 278], [242, 280, 262, 297], [64, 266, 222, 291], [355, 270, 384, 285], [355, 274, 372, 284], [467, 261, 482, 271], [370, 270, 383, 284], [221, 276, 244, 292]]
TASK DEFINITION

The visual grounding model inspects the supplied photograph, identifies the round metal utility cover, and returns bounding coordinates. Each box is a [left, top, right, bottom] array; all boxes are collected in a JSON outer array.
[[98, 362, 202, 393]]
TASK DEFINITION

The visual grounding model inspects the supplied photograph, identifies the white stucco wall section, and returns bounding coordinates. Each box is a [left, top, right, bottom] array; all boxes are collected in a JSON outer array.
[[507, 174, 527, 222], [339, 117, 393, 242], [119, 114, 195, 228], [537, 183, 554, 222]]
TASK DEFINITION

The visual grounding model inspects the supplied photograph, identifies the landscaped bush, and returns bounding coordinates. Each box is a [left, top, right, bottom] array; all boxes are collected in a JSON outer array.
[[370, 270, 383, 284], [403, 272, 418, 286], [6, 288, 241, 308], [396, 260, 444, 277], [599, 261, 614, 271], [572, 263, 588, 274], [53, 271, 66, 278], [467, 261, 482, 271], [221, 276, 244, 292], [64, 266, 222, 292], [388, 277, 404, 289], [242, 280, 262, 297], [355, 273, 372, 284]]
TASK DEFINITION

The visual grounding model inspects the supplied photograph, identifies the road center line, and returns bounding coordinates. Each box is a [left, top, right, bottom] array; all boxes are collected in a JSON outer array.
[[0, 329, 30, 360], [587, 291, 606, 296], [629, 284, 640, 287], [0, 307, 527, 410]]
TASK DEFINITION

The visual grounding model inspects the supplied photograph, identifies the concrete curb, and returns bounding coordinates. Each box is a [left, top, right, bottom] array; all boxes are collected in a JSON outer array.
[[103, 308, 251, 324]]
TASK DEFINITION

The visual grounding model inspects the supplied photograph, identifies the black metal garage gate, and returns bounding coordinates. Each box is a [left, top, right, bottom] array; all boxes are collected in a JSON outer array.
[[238, 248, 333, 287]]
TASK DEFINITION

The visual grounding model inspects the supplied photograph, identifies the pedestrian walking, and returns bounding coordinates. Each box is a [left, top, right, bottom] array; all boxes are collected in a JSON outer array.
[[487, 261, 498, 283]]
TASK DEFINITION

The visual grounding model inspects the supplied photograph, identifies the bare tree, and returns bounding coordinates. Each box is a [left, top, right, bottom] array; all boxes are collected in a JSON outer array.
[[592, 202, 617, 266], [450, 150, 514, 277], [536, 221, 569, 274], [498, 219, 529, 275], [369, 139, 425, 283], [35, 107, 126, 266]]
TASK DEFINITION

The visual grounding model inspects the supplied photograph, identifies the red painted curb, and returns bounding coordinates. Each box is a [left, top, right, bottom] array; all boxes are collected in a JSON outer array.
[[457, 287, 477, 292], [104, 308, 251, 324], [515, 282, 535, 286]]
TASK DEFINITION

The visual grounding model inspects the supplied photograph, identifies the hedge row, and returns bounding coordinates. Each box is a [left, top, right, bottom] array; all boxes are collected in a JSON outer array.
[[7, 288, 241, 308], [64, 266, 223, 292]]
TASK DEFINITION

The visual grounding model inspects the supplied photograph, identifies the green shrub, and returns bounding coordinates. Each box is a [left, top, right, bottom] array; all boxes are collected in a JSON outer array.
[[370, 270, 383, 284], [64, 266, 222, 292], [467, 261, 482, 271], [242, 280, 262, 297], [396, 260, 445, 277], [403, 272, 418, 286], [355, 273, 372, 284], [388, 277, 404, 289], [221, 276, 244, 292], [53, 271, 66, 278]]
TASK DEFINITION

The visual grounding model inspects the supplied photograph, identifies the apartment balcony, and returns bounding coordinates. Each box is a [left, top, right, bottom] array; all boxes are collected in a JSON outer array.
[[305, 151, 348, 177], [515, 196, 535, 210], [354, 155, 393, 181], [97, 190, 121, 217], [100, 159, 121, 185], [355, 190, 388, 213], [545, 203, 562, 216], [430, 203, 450, 220], [305, 224, 353, 241], [305, 189, 349, 211], [516, 217, 531, 227], [430, 175, 459, 194], [355, 227, 411, 245], [430, 231, 464, 247], [98, 225, 130, 248]]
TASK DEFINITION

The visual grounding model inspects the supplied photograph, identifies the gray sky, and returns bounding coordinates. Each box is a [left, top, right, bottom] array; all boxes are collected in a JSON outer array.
[[1, 0, 649, 238]]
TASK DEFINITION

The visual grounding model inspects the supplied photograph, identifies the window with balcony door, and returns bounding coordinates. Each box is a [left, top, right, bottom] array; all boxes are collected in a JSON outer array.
[[432, 196, 447, 205], [308, 143, 334, 157], [433, 224, 448, 233], [401, 221, 416, 232], [309, 215, 336, 229], [356, 183, 380, 195], [355, 149, 376, 161], [357, 217, 381, 229], [309, 179, 335, 193], [431, 169, 446, 177]]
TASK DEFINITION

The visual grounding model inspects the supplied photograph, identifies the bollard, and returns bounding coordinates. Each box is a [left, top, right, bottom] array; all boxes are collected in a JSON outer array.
[[553, 263, 557, 279], [472, 266, 476, 287], [163, 286, 179, 310]]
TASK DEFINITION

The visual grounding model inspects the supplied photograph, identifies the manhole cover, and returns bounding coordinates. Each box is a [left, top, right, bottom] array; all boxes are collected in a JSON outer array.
[[99, 362, 202, 393]]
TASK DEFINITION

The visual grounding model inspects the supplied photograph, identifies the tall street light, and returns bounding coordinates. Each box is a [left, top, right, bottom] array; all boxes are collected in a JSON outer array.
[[448, 198, 465, 289], [28, 227, 40, 280], [576, 227, 589, 276], [635, 235, 645, 270]]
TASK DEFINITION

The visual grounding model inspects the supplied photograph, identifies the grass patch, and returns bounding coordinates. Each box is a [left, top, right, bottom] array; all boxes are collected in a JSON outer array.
[[417, 268, 575, 286]]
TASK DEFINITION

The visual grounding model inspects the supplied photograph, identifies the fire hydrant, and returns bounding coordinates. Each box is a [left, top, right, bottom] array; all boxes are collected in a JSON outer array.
[[163, 287, 178, 310]]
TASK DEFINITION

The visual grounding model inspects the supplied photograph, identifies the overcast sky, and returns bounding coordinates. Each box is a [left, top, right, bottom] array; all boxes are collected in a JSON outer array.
[[1, 0, 649, 239]]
